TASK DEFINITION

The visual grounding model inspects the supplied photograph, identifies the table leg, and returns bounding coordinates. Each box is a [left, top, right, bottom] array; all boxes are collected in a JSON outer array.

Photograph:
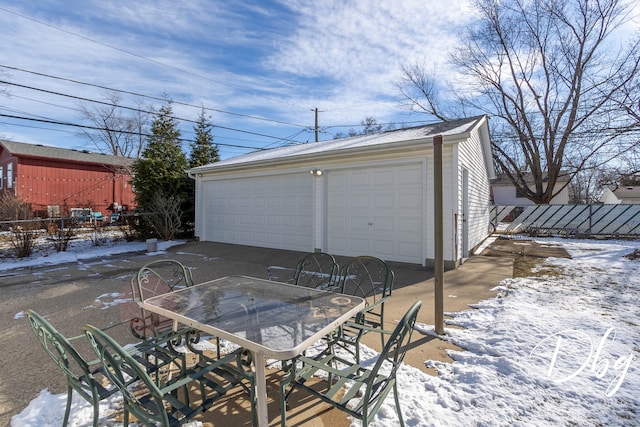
[[252, 351, 269, 427]]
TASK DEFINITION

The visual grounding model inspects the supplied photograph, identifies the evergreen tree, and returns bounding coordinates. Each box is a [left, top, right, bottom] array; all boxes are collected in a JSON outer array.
[[132, 102, 192, 237], [189, 108, 220, 168]]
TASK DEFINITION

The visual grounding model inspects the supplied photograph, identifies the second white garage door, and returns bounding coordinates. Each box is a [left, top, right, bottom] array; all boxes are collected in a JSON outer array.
[[200, 173, 314, 252], [327, 163, 424, 264]]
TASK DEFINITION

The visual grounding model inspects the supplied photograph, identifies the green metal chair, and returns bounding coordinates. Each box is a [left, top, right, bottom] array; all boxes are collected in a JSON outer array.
[[291, 252, 340, 290], [25, 309, 118, 427], [129, 259, 194, 339], [84, 324, 256, 427], [280, 300, 421, 427], [331, 256, 395, 361], [129, 258, 224, 362], [26, 310, 202, 426]]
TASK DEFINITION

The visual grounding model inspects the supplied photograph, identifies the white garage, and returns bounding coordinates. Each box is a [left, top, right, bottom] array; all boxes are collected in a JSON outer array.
[[190, 116, 495, 268]]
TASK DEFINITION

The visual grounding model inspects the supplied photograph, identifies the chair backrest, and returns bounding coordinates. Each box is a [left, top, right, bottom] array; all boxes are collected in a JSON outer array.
[[25, 310, 94, 399], [84, 324, 172, 426], [292, 252, 339, 290], [130, 259, 194, 339], [133, 259, 194, 302], [363, 300, 421, 408], [338, 256, 395, 303]]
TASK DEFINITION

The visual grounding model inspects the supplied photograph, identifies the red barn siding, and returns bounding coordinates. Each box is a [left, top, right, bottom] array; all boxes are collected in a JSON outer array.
[[16, 158, 134, 215], [0, 142, 135, 217]]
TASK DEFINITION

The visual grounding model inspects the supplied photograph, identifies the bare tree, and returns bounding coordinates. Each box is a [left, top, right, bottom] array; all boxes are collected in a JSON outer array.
[[398, 0, 640, 204], [143, 192, 182, 241], [79, 91, 151, 158]]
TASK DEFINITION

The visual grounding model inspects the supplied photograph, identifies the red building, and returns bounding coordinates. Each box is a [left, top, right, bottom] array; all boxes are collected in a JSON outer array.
[[0, 140, 135, 217]]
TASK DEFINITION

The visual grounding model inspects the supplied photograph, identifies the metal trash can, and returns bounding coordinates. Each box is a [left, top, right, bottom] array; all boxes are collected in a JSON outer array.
[[146, 238, 158, 252]]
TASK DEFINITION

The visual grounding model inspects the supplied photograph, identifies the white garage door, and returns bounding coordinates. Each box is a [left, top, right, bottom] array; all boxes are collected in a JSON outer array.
[[201, 174, 313, 252], [327, 163, 424, 264]]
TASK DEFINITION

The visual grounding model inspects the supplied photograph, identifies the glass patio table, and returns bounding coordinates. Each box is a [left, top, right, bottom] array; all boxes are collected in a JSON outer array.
[[141, 275, 365, 426]]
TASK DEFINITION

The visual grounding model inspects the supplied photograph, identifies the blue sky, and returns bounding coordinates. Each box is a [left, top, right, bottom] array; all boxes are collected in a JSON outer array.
[[0, 1, 479, 160]]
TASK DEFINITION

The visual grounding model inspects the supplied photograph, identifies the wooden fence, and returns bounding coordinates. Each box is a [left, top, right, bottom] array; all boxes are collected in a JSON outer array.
[[491, 205, 640, 236]]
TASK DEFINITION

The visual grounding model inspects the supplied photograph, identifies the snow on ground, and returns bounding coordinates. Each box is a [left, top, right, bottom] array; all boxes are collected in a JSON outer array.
[[10, 238, 640, 426], [0, 231, 184, 273]]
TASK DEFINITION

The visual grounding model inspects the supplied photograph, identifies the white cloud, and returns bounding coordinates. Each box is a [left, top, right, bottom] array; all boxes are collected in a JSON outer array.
[[0, 1, 477, 154]]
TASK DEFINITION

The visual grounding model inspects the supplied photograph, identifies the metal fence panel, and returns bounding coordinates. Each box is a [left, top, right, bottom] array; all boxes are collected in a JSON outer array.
[[492, 205, 640, 236]]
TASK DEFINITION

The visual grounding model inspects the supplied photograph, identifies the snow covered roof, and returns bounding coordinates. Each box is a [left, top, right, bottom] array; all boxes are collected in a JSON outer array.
[[191, 116, 488, 173]]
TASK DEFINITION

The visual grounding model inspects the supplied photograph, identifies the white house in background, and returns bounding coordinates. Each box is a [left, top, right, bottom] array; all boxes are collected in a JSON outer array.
[[491, 172, 570, 205], [189, 116, 495, 268], [600, 186, 640, 204]]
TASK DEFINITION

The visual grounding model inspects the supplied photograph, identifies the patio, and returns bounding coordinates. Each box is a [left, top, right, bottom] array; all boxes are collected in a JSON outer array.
[[1, 239, 525, 426]]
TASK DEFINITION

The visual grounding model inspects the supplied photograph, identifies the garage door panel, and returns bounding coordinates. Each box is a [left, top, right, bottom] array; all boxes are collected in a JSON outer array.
[[351, 216, 370, 230], [399, 168, 421, 184], [267, 197, 281, 208], [201, 174, 313, 252], [329, 236, 347, 252], [373, 216, 394, 232], [350, 194, 370, 209], [351, 172, 370, 187], [399, 193, 420, 209], [373, 170, 395, 186], [399, 217, 421, 232], [373, 240, 395, 256], [399, 241, 421, 257], [374, 193, 395, 209], [266, 215, 280, 226], [330, 215, 347, 230], [350, 238, 370, 253], [329, 194, 347, 208], [328, 164, 423, 264]]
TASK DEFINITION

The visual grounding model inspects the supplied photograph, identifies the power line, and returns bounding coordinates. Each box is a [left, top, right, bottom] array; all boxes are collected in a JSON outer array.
[[0, 64, 308, 128], [0, 113, 267, 151], [0, 79, 308, 144]]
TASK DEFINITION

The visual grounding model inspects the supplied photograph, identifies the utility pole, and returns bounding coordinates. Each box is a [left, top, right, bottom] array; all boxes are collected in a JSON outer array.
[[312, 108, 319, 142]]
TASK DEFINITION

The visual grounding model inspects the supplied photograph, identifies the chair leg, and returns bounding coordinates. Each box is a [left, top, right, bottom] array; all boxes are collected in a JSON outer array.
[[123, 407, 129, 427], [92, 393, 100, 427], [63, 385, 73, 427], [279, 376, 291, 427], [394, 382, 404, 427]]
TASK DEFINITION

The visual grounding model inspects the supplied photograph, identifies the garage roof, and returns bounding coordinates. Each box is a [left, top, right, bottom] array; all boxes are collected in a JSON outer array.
[[191, 115, 488, 173], [0, 139, 134, 167]]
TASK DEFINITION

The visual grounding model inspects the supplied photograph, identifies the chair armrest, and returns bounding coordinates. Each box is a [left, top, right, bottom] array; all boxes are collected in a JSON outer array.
[[340, 321, 393, 337], [354, 298, 385, 325]]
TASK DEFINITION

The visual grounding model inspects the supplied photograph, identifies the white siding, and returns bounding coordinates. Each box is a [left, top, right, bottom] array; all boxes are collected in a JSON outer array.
[[455, 128, 492, 260]]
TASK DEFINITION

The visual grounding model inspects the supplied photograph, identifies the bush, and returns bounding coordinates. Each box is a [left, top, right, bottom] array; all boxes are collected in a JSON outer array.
[[45, 219, 76, 252], [0, 193, 32, 220], [9, 225, 37, 258], [1, 194, 37, 257], [142, 193, 182, 240]]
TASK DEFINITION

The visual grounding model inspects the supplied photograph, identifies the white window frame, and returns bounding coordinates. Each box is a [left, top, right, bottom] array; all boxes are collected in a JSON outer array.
[[6, 163, 12, 189]]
